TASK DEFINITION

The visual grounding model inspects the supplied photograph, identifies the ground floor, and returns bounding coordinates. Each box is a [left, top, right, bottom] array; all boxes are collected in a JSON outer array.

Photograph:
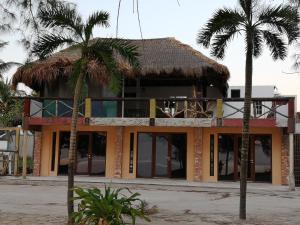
[[34, 125, 289, 185], [0, 178, 299, 225]]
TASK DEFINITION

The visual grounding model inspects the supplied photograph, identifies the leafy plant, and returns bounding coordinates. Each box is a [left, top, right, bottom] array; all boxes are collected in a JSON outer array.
[[73, 187, 150, 225]]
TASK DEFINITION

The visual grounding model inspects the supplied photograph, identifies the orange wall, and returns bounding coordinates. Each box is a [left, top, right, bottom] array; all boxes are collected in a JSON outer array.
[[39, 125, 283, 185], [202, 127, 282, 185]]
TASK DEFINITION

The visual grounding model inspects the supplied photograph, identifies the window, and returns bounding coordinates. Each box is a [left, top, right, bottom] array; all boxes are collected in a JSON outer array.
[[231, 89, 240, 98], [254, 101, 262, 115]]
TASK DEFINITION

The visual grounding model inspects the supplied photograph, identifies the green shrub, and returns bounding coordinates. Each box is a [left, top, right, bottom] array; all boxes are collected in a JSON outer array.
[[73, 186, 150, 225]]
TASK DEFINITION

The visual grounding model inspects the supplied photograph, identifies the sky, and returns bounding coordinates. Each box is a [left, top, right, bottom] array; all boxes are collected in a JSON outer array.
[[1, 0, 300, 108]]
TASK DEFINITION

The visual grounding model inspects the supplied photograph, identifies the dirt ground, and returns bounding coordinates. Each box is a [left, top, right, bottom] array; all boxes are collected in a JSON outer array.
[[0, 179, 299, 225]]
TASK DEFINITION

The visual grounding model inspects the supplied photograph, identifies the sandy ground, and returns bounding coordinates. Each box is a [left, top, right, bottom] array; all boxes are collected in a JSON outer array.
[[0, 180, 299, 225]]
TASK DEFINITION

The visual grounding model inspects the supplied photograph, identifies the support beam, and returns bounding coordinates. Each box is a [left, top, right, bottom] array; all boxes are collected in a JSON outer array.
[[22, 130, 28, 179], [14, 128, 20, 176], [289, 133, 295, 191]]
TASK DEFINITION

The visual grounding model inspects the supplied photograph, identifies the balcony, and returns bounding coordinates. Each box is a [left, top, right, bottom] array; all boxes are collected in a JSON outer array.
[[22, 97, 295, 130]]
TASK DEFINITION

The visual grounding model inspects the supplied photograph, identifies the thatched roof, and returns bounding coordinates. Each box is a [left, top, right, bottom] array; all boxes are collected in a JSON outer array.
[[12, 37, 230, 90]]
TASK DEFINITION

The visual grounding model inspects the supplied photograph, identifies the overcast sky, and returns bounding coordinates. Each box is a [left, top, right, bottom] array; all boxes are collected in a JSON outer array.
[[1, 0, 300, 108]]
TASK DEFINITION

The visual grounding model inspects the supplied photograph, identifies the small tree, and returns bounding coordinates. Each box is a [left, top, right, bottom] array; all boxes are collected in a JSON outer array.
[[31, 2, 139, 224], [198, 0, 299, 220], [73, 187, 150, 225]]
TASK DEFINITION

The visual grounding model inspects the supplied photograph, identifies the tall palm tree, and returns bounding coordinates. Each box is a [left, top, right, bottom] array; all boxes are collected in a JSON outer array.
[[31, 2, 139, 224], [197, 0, 299, 220]]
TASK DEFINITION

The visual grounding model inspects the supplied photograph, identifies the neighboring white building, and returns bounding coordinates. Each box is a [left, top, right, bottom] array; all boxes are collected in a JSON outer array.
[[223, 86, 291, 127]]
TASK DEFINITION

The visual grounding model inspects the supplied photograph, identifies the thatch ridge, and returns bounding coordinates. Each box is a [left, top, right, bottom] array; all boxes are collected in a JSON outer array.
[[12, 37, 230, 90]]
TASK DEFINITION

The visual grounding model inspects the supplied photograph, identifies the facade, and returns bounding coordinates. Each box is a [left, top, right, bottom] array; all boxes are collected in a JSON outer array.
[[12, 38, 296, 185]]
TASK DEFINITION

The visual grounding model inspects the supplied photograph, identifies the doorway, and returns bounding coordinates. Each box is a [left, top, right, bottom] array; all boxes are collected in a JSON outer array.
[[137, 133, 187, 179], [218, 134, 272, 182], [58, 132, 107, 176]]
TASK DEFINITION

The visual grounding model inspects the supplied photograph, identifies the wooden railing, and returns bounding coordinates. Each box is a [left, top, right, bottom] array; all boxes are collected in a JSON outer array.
[[21, 96, 294, 122]]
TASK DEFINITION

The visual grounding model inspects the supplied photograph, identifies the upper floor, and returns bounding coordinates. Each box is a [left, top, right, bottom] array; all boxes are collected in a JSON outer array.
[[11, 38, 296, 132]]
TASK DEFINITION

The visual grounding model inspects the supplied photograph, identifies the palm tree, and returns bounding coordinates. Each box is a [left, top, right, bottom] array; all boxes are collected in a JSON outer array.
[[197, 0, 299, 220], [31, 2, 139, 224], [0, 79, 23, 127]]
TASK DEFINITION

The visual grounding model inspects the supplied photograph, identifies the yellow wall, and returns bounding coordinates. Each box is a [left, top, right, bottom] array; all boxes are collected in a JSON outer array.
[[39, 125, 283, 185], [202, 127, 282, 185]]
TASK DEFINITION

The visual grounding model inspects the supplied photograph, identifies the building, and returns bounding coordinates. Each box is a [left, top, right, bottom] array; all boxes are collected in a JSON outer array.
[[12, 38, 295, 185]]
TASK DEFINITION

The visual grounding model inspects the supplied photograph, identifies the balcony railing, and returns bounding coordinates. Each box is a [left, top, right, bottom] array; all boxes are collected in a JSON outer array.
[[22, 97, 294, 122]]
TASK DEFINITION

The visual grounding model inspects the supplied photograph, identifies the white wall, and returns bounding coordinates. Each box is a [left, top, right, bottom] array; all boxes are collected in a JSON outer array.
[[223, 86, 289, 127]]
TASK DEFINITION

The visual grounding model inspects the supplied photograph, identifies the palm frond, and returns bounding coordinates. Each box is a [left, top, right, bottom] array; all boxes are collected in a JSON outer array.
[[38, 1, 84, 37], [238, 0, 252, 18], [253, 28, 263, 58], [88, 46, 121, 93], [262, 30, 287, 60], [211, 28, 239, 59], [84, 11, 110, 41], [89, 38, 139, 68], [32, 33, 75, 58], [257, 5, 299, 43], [197, 8, 245, 48], [0, 41, 8, 49], [0, 61, 22, 75]]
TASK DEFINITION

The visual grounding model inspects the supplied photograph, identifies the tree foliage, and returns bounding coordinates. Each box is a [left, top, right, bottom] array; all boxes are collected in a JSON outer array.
[[0, 79, 23, 127]]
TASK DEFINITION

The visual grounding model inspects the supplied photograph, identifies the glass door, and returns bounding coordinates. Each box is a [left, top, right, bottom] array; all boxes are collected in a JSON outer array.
[[218, 135, 235, 180], [155, 134, 170, 177], [137, 133, 187, 179], [76, 134, 90, 174], [254, 135, 272, 182], [90, 133, 106, 175]]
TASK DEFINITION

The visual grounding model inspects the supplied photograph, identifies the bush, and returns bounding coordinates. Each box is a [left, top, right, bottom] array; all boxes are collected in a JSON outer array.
[[73, 186, 150, 225]]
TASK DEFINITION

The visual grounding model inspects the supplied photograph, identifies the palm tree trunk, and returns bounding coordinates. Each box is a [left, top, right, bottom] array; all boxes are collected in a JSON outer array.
[[240, 34, 253, 220], [67, 66, 86, 225]]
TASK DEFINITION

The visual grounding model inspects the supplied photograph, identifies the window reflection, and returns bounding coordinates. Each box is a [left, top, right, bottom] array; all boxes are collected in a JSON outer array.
[[255, 136, 272, 182], [137, 133, 153, 178], [218, 135, 234, 180]]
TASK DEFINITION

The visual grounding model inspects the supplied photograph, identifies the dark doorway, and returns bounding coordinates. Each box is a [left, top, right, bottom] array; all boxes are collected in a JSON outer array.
[[58, 132, 106, 176], [218, 134, 272, 182], [137, 133, 187, 179]]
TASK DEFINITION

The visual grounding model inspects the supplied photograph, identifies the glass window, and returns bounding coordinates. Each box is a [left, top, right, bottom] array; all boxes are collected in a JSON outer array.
[[231, 89, 240, 98]]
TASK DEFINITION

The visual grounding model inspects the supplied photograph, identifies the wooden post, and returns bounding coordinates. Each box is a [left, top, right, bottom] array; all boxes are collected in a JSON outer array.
[[85, 98, 92, 118], [22, 130, 28, 179], [216, 99, 223, 127], [23, 98, 30, 117], [289, 133, 296, 191], [14, 128, 20, 176], [288, 98, 295, 133], [149, 99, 156, 126]]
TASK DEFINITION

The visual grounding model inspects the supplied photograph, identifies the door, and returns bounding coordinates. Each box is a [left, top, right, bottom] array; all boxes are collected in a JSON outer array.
[[90, 133, 106, 175], [155, 134, 170, 177], [236, 136, 255, 181], [218, 134, 255, 181], [76, 132, 107, 175], [76, 134, 91, 175], [137, 133, 187, 179]]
